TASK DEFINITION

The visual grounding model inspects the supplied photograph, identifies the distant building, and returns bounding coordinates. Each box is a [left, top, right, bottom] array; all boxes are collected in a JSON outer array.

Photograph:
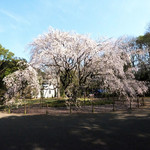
[[37, 79, 58, 98], [42, 83, 57, 98], [35, 69, 59, 98]]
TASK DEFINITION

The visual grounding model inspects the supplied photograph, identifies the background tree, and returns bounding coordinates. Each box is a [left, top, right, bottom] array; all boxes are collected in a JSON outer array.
[[0, 44, 27, 101], [95, 38, 148, 100], [133, 24, 150, 94], [0, 44, 14, 86]]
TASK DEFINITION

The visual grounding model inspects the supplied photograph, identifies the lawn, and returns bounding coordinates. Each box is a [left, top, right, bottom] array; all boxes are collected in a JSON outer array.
[[0, 106, 150, 150]]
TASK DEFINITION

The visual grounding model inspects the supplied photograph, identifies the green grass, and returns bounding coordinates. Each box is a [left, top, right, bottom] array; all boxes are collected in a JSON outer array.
[[45, 100, 66, 107], [80, 99, 114, 106]]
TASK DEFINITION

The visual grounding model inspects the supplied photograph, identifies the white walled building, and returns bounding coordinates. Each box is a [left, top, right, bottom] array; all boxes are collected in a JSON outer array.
[[37, 78, 58, 98], [42, 83, 57, 98]]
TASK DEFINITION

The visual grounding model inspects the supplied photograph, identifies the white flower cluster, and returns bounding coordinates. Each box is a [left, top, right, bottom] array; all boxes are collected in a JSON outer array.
[[96, 38, 148, 98], [3, 64, 40, 104]]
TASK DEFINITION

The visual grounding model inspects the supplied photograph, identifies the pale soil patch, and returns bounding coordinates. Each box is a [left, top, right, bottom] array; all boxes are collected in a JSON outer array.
[[0, 112, 23, 118]]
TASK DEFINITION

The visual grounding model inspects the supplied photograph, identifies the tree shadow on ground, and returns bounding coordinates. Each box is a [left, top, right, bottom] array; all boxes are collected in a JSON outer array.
[[0, 110, 150, 150]]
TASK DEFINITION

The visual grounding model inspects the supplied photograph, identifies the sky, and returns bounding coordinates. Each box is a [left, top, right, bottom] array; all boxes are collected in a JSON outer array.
[[0, 0, 150, 61]]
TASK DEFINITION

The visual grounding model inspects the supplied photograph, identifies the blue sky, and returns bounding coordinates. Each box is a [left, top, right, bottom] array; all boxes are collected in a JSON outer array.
[[0, 0, 150, 61]]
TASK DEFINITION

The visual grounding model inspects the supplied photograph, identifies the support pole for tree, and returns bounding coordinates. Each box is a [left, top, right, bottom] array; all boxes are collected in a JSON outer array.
[[24, 100, 26, 114], [57, 75, 61, 98], [129, 98, 132, 110], [69, 102, 72, 114], [8, 106, 11, 114], [84, 92, 86, 107], [92, 100, 94, 113], [40, 85, 44, 109], [122, 97, 125, 105], [28, 98, 31, 114], [142, 97, 145, 106], [91, 95, 94, 113], [46, 103, 48, 115], [112, 99, 115, 111], [137, 97, 140, 108], [40, 98, 42, 109]]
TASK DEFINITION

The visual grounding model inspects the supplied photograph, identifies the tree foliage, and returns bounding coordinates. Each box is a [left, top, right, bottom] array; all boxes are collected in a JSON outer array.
[[135, 25, 150, 84], [0, 44, 27, 100], [0, 44, 14, 81]]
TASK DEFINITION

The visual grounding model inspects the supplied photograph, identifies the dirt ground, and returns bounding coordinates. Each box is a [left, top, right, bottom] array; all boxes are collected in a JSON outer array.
[[0, 101, 150, 150]]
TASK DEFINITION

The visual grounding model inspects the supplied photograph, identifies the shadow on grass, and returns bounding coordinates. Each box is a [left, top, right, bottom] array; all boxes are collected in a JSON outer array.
[[0, 111, 150, 150]]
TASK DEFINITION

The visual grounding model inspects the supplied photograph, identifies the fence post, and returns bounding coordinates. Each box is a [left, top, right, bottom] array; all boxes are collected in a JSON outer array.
[[84, 92, 85, 107], [142, 97, 145, 106], [24, 103, 26, 114], [137, 97, 139, 108], [92, 100, 94, 113], [90, 94, 94, 113], [129, 98, 132, 110], [8, 106, 11, 114], [69, 102, 72, 114], [46, 103, 48, 115], [112, 99, 115, 111], [24, 98, 26, 114]]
